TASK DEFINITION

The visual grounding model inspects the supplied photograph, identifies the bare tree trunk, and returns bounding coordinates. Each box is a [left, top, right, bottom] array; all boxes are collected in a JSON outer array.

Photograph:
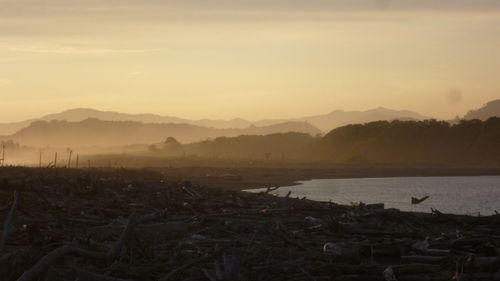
[[68, 150, 73, 168]]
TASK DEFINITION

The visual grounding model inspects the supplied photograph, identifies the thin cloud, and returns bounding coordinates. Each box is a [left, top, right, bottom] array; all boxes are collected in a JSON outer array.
[[2, 0, 500, 20], [0, 43, 163, 55]]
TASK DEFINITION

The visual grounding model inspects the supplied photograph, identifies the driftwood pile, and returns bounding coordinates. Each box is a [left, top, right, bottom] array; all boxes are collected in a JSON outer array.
[[0, 167, 499, 281]]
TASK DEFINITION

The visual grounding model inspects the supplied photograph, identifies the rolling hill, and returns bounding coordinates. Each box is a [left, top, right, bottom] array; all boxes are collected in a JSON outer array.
[[0, 107, 429, 135], [464, 99, 500, 120], [255, 107, 428, 132], [4, 118, 322, 148], [0, 108, 253, 135]]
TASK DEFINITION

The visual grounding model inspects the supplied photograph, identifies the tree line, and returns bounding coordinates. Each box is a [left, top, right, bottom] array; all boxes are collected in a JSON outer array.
[[150, 118, 500, 166]]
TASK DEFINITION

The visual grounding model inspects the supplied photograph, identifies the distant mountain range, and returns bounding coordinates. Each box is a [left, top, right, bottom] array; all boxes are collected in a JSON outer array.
[[5, 118, 321, 147], [0, 107, 431, 136], [255, 107, 428, 132], [0, 108, 253, 136], [464, 99, 500, 120], [1, 100, 499, 150]]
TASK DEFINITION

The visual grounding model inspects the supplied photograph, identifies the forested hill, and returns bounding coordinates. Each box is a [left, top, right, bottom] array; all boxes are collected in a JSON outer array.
[[153, 118, 500, 166], [318, 118, 500, 165], [149, 132, 318, 160]]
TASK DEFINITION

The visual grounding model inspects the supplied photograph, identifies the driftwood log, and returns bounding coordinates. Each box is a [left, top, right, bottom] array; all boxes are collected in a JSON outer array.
[[16, 213, 148, 281], [0, 167, 497, 281], [0, 190, 19, 253]]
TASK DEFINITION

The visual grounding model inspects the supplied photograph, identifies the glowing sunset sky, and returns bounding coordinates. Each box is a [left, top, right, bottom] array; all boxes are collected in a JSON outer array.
[[1, 0, 499, 121]]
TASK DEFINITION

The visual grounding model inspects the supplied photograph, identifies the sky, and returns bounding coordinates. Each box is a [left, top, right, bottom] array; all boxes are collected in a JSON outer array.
[[1, 0, 500, 122]]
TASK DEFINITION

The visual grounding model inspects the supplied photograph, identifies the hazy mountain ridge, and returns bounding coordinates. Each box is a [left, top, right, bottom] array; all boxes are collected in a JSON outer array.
[[255, 107, 429, 132], [41, 108, 254, 129], [0, 108, 255, 135], [2, 99, 497, 138], [0, 107, 428, 135], [4, 118, 321, 148], [0, 120, 36, 136], [464, 99, 500, 120]]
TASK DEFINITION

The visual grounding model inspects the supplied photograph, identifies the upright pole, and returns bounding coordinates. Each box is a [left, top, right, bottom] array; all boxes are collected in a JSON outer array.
[[67, 150, 73, 168], [54, 152, 58, 168], [1, 145, 5, 166], [76, 154, 79, 169], [39, 150, 42, 168]]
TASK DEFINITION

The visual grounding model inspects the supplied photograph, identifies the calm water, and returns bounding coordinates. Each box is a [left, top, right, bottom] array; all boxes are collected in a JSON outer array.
[[247, 176, 500, 215]]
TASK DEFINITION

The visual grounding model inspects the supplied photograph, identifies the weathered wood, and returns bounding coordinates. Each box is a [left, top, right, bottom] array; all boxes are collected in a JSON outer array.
[[73, 268, 135, 281], [16, 213, 142, 281], [87, 221, 191, 242], [159, 249, 225, 281], [401, 255, 447, 264], [368, 244, 402, 258], [411, 196, 430, 204], [425, 249, 450, 256], [393, 263, 440, 275], [0, 167, 497, 281], [0, 190, 19, 253]]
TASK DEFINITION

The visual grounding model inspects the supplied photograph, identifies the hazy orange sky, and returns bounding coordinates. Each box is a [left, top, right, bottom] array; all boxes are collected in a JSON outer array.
[[1, 0, 499, 122]]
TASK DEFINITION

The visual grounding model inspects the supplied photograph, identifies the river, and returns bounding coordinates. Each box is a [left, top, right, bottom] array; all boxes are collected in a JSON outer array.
[[247, 176, 500, 215]]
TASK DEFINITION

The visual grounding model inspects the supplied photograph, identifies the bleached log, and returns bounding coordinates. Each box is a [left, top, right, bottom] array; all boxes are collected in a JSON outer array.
[[16, 213, 143, 281], [0, 190, 20, 253]]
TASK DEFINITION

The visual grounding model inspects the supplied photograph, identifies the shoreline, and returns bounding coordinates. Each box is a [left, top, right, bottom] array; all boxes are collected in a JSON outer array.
[[1, 165, 499, 191], [151, 166, 500, 190], [1, 166, 499, 280]]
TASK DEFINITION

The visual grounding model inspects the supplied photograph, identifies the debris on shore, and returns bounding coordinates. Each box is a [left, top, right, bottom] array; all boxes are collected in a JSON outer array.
[[411, 196, 430, 205], [0, 167, 499, 281]]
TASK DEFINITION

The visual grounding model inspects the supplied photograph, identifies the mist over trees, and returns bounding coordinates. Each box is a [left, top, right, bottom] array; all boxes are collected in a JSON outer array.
[[4, 118, 321, 147], [149, 133, 318, 161], [2, 114, 500, 167], [148, 118, 500, 166]]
